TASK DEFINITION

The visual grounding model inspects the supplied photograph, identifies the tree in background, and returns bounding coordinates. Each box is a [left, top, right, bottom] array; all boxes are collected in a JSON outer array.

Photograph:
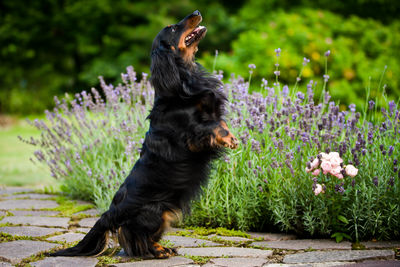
[[1, 0, 399, 114], [0, 0, 239, 114]]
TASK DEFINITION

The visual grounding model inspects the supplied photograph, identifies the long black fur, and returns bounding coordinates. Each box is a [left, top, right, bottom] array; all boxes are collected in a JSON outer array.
[[51, 10, 236, 258]]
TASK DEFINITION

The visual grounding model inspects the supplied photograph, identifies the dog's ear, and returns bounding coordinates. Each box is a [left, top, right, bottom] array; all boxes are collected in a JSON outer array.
[[150, 41, 181, 97]]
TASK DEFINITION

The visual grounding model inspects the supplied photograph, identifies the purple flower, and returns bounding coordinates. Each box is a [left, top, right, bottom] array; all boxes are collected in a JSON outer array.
[[282, 85, 289, 97], [275, 48, 281, 57], [368, 100, 375, 110], [388, 100, 395, 114], [373, 176, 379, 186], [296, 92, 305, 100], [388, 177, 394, 187], [388, 146, 394, 156], [274, 71, 280, 76], [325, 50, 331, 57], [248, 64, 256, 69], [323, 74, 330, 82], [303, 57, 310, 66], [349, 104, 356, 113], [334, 184, 345, 194]]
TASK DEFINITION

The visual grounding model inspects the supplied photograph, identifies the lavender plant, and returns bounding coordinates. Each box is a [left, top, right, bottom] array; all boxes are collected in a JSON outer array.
[[22, 67, 153, 211], [187, 51, 400, 240], [25, 51, 399, 240]]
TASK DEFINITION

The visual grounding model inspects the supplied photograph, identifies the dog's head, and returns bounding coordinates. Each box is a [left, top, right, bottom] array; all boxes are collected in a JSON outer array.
[[152, 10, 206, 64], [150, 11, 208, 97]]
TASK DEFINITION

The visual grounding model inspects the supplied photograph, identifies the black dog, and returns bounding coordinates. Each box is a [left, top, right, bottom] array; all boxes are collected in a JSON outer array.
[[51, 10, 238, 259]]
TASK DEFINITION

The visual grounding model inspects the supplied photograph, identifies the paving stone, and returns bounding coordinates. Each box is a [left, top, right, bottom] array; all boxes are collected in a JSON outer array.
[[205, 257, 269, 267], [178, 247, 273, 258], [0, 187, 33, 196], [0, 216, 70, 228], [0, 199, 59, 210], [340, 260, 400, 267], [361, 240, 400, 249], [0, 240, 58, 265], [47, 232, 85, 243], [264, 263, 355, 267], [76, 227, 90, 233], [78, 217, 98, 228], [248, 232, 297, 241], [113, 256, 193, 267], [76, 200, 93, 206], [31, 256, 98, 267], [0, 226, 65, 237], [0, 211, 6, 217], [3, 193, 56, 200], [0, 262, 13, 267], [9, 210, 59, 216], [207, 234, 253, 243], [252, 239, 351, 250], [283, 250, 395, 264], [163, 235, 222, 247], [74, 208, 100, 217]]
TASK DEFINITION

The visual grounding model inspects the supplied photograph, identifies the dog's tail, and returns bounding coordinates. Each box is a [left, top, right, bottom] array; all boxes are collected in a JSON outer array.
[[51, 213, 113, 257]]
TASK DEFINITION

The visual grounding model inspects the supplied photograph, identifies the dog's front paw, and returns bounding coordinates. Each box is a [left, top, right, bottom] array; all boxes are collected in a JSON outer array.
[[220, 134, 239, 149]]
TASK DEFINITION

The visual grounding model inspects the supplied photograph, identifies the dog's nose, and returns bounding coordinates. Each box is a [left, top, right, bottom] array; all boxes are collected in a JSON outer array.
[[193, 10, 201, 16]]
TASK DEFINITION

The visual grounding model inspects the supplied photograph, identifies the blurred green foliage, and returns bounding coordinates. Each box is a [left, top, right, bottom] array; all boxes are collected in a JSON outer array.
[[1, 0, 400, 114], [204, 8, 400, 109]]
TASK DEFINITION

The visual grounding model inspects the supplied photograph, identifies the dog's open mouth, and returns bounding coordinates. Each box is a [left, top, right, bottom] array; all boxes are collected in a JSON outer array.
[[185, 26, 207, 47]]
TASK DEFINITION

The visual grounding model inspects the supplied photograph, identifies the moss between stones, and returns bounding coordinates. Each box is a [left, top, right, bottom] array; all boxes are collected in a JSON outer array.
[[46, 196, 94, 217], [159, 239, 174, 248], [185, 226, 250, 238], [184, 255, 211, 265]]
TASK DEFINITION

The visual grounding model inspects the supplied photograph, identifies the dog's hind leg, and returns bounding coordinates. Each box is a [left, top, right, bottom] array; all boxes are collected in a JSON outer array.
[[148, 210, 179, 258], [117, 207, 178, 258]]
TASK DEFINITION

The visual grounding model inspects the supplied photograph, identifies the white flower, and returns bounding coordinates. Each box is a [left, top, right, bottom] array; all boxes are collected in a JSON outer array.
[[345, 165, 358, 177], [314, 183, 323, 196]]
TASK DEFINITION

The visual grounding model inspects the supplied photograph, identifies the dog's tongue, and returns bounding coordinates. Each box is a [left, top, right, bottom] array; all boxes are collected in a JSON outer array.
[[185, 26, 206, 46]]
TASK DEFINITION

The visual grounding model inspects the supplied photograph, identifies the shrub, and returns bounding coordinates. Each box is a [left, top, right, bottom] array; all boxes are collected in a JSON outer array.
[[25, 51, 400, 240], [188, 52, 400, 240], [22, 67, 152, 211], [202, 8, 400, 109]]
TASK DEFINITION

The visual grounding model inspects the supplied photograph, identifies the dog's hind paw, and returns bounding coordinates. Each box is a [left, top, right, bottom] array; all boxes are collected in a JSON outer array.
[[151, 242, 178, 259]]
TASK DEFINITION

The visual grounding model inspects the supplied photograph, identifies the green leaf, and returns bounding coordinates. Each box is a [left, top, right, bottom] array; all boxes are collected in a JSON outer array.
[[338, 215, 349, 224], [331, 232, 344, 243]]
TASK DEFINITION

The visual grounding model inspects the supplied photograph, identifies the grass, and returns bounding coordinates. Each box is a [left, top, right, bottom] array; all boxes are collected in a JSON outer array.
[[0, 117, 58, 188]]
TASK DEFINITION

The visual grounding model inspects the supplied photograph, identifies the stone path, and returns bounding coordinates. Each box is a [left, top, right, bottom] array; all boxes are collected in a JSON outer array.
[[1, 187, 399, 266]]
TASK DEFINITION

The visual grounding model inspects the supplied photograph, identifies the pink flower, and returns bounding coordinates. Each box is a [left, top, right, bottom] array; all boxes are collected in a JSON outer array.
[[329, 154, 343, 168], [345, 164, 358, 177], [320, 160, 332, 175], [314, 183, 323, 195], [330, 166, 342, 176], [328, 152, 340, 159], [334, 173, 344, 179], [311, 169, 320, 176], [310, 158, 320, 169], [320, 152, 331, 161]]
